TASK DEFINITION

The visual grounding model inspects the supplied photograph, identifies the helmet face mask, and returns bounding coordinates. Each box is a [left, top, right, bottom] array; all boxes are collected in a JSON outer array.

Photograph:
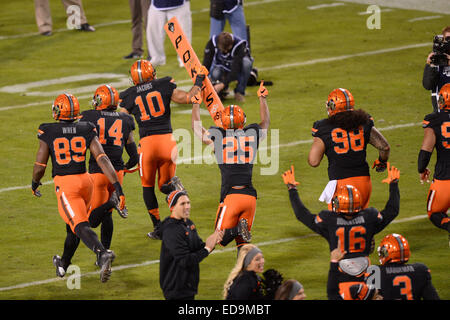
[[52, 93, 80, 121]]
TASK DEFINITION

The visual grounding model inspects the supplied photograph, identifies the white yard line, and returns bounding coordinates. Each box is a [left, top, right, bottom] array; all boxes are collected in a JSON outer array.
[[0, 214, 427, 292]]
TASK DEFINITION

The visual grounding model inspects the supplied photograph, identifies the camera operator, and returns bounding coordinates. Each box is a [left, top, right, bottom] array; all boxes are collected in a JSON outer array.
[[422, 26, 450, 113]]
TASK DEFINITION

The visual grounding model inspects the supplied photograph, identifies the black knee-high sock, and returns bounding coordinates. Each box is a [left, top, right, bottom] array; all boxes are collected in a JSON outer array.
[[61, 224, 80, 269], [143, 186, 160, 226], [101, 213, 113, 249], [74, 222, 105, 254], [429, 212, 450, 232], [89, 201, 114, 228]]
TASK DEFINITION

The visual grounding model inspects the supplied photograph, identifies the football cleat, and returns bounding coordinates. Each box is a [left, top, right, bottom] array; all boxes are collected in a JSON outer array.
[[237, 218, 252, 243], [52, 255, 66, 278], [438, 83, 450, 111], [96, 249, 115, 283], [92, 85, 119, 110], [160, 176, 185, 194], [52, 93, 81, 121], [109, 191, 128, 218], [130, 59, 156, 85], [331, 185, 362, 215], [377, 233, 410, 265], [221, 105, 246, 130], [147, 227, 162, 240], [326, 88, 355, 117]]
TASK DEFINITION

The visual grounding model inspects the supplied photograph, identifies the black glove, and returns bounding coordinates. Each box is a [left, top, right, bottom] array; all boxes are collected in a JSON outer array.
[[372, 157, 387, 172], [194, 73, 206, 87], [31, 180, 42, 197]]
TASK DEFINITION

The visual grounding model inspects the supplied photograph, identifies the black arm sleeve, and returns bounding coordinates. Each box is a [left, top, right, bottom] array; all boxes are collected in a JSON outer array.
[[418, 149, 432, 174], [376, 182, 400, 232], [288, 188, 321, 234], [203, 40, 215, 71], [124, 142, 138, 169], [327, 262, 343, 300], [422, 64, 439, 90]]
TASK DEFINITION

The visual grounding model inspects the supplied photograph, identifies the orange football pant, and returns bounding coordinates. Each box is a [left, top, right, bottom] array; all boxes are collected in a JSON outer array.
[[214, 193, 257, 231], [53, 173, 93, 233], [138, 133, 177, 189]]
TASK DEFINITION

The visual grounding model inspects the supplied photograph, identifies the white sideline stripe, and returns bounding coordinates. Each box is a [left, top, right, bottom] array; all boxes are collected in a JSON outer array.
[[0, 42, 430, 112], [258, 42, 430, 72], [408, 15, 443, 22], [0, 122, 421, 194], [0, 214, 427, 292], [307, 3, 345, 10]]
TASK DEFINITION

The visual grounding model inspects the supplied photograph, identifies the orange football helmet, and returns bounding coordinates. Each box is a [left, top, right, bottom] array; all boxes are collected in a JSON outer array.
[[438, 83, 450, 111], [130, 59, 156, 85], [377, 233, 410, 265], [326, 88, 355, 116], [92, 84, 119, 110], [221, 105, 246, 129], [331, 185, 362, 214], [52, 93, 81, 121]]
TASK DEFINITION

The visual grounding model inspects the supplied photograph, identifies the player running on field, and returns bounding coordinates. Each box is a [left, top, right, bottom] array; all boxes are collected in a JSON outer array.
[[191, 80, 270, 249], [418, 83, 450, 243], [308, 88, 390, 209], [119, 59, 206, 239], [32, 93, 125, 283]]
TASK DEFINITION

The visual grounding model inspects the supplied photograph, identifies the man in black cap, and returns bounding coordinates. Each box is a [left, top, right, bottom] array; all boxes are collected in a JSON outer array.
[[159, 190, 223, 300]]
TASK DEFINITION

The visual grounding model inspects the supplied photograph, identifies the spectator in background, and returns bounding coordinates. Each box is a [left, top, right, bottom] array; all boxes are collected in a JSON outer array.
[[146, 0, 192, 67], [422, 26, 450, 112], [159, 190, 223, 300], [210, 0, 248, 41], [203, 31, 253, 102], [223, 244, 265, 300], [124, 0, 151, 59], [274, 279, 306, 300], [34, 0, 95, 36]]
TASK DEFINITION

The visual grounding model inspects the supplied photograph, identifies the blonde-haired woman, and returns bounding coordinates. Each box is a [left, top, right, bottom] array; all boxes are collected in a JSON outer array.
[[223, 244, 265, 300]]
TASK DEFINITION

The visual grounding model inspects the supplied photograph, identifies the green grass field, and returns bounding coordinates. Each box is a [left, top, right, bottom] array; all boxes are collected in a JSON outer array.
[[0, 0, 449, 301]]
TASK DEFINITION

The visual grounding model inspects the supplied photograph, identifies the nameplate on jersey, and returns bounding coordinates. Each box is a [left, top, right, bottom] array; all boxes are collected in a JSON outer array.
[[164, 17, 224, 127]]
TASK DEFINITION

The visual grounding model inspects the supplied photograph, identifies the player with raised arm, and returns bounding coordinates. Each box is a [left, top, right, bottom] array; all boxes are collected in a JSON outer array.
[[191, 80, 270, 249], [282, 163, 400, 298], [119, 59, 205, 239], [31, 93, 125, 283]]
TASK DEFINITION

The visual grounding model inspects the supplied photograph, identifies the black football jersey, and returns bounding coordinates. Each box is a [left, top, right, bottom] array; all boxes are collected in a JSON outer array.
[[37, 121, 97, 177], [119, 76, 176, 138], [312, 117, 374, 180], [422, 111, 450, 180], [312, 208, 387, 258], [80, 109, 135, 173], [378, 263, 440, 300], [207, 123, 261, 201]]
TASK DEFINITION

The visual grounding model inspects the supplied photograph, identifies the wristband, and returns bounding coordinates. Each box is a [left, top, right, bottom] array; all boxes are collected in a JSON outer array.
[[418, 149, 432, 173]]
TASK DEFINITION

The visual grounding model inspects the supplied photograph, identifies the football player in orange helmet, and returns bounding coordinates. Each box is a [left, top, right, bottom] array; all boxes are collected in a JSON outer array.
[[191, 81, 270, 249], [32, 93, 126, 282], [119, 60, 207, 239], [308, 88, 390, 211], [418, 83, 450, 241], [282, 163, 400, 299], [375, 233, 440, 300]]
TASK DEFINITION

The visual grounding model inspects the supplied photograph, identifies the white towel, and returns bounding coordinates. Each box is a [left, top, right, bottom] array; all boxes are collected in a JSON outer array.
[[319, 180, 337, 204]]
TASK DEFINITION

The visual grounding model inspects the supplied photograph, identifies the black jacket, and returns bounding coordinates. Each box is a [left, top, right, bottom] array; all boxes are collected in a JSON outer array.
[[226, 270, 264, 300], [159, 216, 210, 300], [422, 63, 450, 112]]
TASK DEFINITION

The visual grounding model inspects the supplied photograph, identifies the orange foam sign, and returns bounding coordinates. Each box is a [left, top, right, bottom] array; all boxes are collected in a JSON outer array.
[[164, 17, 224, 127]]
